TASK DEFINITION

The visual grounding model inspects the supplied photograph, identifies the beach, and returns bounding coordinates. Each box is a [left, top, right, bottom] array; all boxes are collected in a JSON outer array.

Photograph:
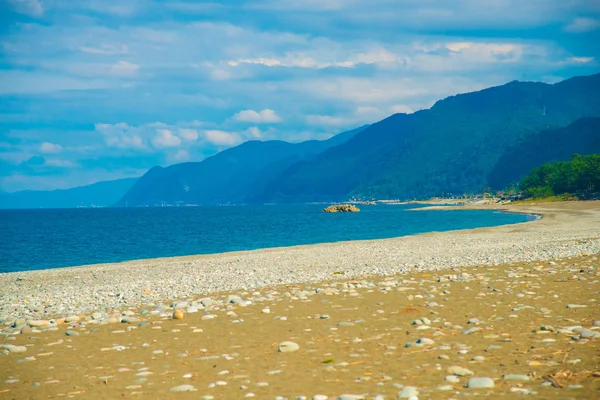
[[0, 201, 599, 399]]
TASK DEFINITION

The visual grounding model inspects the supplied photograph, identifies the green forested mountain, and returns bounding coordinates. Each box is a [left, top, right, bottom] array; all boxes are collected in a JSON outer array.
[[117, 126, 366, 206], [259, 73, 600, 201], [0, 178, 138, 209], [520, 154, 600, 197], [488, 117, 600, 190]]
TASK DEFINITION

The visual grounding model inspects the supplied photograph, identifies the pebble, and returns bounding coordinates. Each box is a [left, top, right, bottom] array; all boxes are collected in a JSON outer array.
[[397, 386, 418, 398], [467, 377, 495, 389], [173, 309, 184, 320], [447, 366, 474, 376], [503, 374, 530, 381], [0, 344, 27, 353], [566, 304, 587, 308], [170, 384, 197, 392], [278, 341, 300, 353], [65, 330, 79, 336]]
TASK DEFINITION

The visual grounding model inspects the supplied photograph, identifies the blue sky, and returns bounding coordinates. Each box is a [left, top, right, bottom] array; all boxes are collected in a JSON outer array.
[[1, 0, 599, 192]]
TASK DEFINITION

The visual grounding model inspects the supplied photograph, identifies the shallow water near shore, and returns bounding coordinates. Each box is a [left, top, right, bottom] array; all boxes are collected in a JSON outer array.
[[0, 204, 533, 273]]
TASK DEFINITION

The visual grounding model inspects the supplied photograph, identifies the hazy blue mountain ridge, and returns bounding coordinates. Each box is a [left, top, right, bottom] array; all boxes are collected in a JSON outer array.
[[116, 126, 368, 206], [0, 178, 138, 209]]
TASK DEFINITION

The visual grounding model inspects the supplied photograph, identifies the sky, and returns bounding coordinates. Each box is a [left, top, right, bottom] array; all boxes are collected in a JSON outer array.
[[0, 0, 599, 192]]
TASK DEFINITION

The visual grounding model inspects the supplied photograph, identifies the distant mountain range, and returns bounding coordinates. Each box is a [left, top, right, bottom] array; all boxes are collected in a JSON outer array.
[[2, 73, 599, 209], [0, 178, 137, 209], [116, 126, 367, 206]]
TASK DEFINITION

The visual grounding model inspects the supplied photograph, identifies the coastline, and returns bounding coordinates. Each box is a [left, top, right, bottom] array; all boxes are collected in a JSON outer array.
[[1, 201, 599, 399], [1, 201, 598, 324]]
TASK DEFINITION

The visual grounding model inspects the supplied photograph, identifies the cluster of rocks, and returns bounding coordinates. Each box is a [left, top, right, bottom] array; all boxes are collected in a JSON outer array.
[[322, 204, 360, 213]]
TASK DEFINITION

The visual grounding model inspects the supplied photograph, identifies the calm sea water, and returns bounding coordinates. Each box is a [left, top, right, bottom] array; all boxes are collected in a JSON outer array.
[[0, 204, 534, 273]]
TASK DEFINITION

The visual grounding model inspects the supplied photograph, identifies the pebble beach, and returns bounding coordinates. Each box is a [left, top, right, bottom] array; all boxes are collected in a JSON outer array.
[[0, 201, 599, 399]]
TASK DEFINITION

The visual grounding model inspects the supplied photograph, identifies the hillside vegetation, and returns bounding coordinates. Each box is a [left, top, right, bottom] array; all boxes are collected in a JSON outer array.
[[488, 117, 600, 190], [520, 154, 600, 199]]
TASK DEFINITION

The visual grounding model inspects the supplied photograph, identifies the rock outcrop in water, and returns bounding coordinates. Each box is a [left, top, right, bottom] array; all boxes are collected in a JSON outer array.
[[322, 204, 360, 213]]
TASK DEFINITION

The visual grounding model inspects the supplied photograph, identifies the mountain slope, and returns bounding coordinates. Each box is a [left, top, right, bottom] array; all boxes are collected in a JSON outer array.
[[260, 73, 600, 201], [117, 126, 367, 206], [488, 117, 600, 190], [0, 177, 138, 209]]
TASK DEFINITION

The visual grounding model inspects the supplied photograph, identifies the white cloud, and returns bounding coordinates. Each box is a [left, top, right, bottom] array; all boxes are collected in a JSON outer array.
[[179, 128, 199, 141], [110, 61, 140, 77], [305, 114, 347, 126], [79, 45, 129, 55], [564, 17, 600, 33], [95, 123, 148, 150], [152, 129, 182, 148], [390, 104, 415, 114], [8, 0, 43, 17], [355, 106, 385, 117], [569, 56, 594, 63], [228, 55, 354, 69], [44, 159, 76, 168], [203, 130, 240, 146], [245, 126, 263, 139], [168, 149, 190, 163], [39, 142, 62, 154], [444, 42, 524, 62], [352, 48, 398, 65], [234, 109, 283, 123]]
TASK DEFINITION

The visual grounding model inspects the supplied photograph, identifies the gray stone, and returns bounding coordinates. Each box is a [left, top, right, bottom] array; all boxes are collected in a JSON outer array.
[[226, 295, 244, 305], [417, 338, 435, 345], [503, 374, 530, 381], [397, 386, 418, 398], [200, 298, 214, 307], [278, 341, 299, 353], [467, 377, 495, 389], [0, 344, 27, 353], [27, 320, 50, 327], [65, 330, 79, 336], [579, 329, 600, 338], [447, 366, 474, 376], [172, 301, 189, 309], [170, 384, 197, 392]]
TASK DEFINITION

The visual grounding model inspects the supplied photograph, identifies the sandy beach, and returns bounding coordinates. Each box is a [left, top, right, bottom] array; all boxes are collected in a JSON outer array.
[[1, 202, 598, 323], [1, 201, 599, 399]]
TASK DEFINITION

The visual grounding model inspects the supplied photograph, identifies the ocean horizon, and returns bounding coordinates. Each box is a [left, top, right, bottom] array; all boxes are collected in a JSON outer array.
[[0, 204, 534, 273]]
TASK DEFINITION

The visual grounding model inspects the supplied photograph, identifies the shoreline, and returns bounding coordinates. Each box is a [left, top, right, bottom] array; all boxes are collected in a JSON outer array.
[[0, 204, 538, 277], [1, 201, 599, 324]]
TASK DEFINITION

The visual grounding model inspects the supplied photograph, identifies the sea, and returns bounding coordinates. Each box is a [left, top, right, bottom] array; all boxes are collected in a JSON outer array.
[[0, 204, 535, 273]]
